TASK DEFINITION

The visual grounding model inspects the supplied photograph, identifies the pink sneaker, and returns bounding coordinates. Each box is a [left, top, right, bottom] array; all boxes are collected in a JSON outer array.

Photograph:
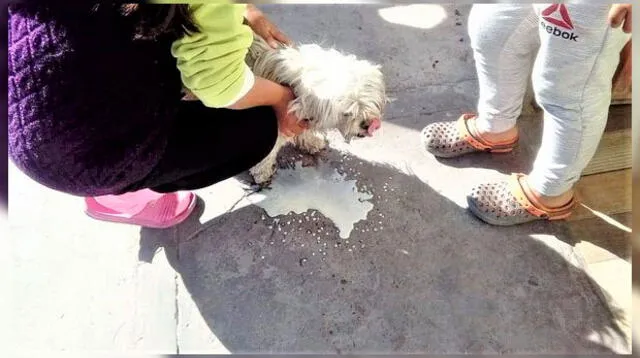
[[84, 189, 197, 229]]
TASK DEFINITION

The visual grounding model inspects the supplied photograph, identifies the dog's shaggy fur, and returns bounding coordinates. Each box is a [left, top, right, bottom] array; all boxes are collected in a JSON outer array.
[[245, 35, 388, 186]]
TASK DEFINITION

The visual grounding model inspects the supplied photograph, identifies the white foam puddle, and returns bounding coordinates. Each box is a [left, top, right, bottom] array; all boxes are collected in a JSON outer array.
[[247, 161, 374, 239]]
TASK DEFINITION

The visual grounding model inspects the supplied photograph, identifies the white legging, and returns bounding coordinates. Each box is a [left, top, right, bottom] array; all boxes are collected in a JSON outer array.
[[468, 4, 630, 196]]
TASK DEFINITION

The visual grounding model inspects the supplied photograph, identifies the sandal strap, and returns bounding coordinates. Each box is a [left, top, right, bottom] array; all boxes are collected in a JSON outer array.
[[508, 173, 575, 219], [456, 114, 518, 151]]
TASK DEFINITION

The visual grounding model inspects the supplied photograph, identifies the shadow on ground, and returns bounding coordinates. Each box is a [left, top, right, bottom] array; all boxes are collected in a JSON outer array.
[[138, 146, 625, 354]]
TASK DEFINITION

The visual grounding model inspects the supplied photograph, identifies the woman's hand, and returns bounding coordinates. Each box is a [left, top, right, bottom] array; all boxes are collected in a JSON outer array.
[[244, 4, 292, 48], [273, 87, 308, 137], [609, 4, 632, 33]]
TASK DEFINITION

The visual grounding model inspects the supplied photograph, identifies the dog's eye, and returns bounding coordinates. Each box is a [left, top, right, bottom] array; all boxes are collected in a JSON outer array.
[[342, 112, 351, 118]]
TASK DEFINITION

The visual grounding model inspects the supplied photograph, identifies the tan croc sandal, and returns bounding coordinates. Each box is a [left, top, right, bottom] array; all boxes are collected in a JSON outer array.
[[467, 173, 575, 226], [421, 113, 519, 158]]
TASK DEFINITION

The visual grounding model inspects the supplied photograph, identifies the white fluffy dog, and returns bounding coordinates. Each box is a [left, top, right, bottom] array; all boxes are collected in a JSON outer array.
[[245, 35, 388, 186]]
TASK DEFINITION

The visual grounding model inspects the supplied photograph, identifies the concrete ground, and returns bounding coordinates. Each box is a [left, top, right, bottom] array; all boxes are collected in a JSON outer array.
[[5, 4, 630, 355]]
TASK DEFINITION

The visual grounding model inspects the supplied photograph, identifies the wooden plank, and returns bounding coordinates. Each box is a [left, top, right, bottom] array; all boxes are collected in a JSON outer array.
[[610, 98, 632, 106], [604, 104, 631, 132], [569, 169, 631, 221], [582, 129, 631, 176]]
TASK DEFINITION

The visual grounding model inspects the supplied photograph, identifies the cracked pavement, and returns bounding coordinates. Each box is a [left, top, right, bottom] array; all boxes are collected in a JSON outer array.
[[6, 4, 629, 355]]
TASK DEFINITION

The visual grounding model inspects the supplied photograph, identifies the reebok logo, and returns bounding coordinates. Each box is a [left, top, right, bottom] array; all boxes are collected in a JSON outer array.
[[540, 4, 578, 42], [540, 22, 579, 41]]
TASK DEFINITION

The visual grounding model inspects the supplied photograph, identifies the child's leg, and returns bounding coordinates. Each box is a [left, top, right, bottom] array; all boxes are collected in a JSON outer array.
[[421, 4, 539, 158], [469, 4, 539, 134], [528, 3, 631, 196]]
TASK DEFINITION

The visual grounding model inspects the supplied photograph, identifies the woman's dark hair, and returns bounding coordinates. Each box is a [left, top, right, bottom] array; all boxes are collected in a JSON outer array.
[[13, 1, 200, 40], [118, 3, 200, 40]]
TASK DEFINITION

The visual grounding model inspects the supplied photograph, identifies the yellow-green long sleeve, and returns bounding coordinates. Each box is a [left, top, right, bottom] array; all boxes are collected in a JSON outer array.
[[170, 3, 255, 108]]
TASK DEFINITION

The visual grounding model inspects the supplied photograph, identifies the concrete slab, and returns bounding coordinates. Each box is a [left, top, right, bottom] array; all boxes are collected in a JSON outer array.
[[8, 165, 178, 355], [5, 3, 629, 355]]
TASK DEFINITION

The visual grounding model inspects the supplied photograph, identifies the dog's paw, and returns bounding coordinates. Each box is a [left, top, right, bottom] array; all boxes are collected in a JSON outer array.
[[300, 154, 318, 167], [249, 167, 276, 188], [307, 143, 328, 155], [248, 182, 271, 192], [296, 134, 328, 155]]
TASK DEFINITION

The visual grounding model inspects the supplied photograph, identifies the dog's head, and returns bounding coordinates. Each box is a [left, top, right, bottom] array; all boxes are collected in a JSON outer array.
[[283, 44, 387, 141], [334, 60, 386, 141]]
